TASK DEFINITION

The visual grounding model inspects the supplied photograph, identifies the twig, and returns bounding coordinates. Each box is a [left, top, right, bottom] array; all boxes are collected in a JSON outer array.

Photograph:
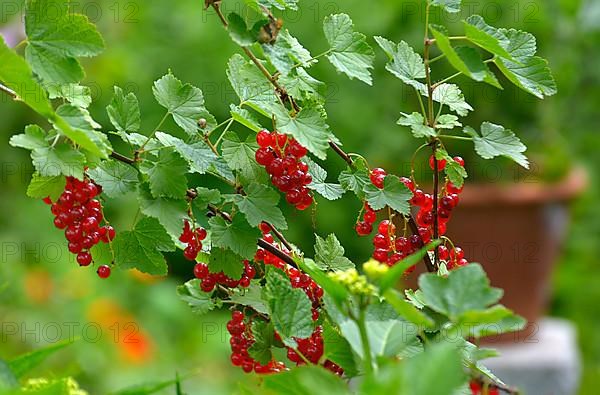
[[257, 238, 298, 268], [0, 83, 17, 99], [407, 216, 436, 272], [110, 151, 136, 165]]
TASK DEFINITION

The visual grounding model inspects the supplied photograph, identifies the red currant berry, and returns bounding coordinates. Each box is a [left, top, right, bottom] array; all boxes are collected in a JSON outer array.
[[377, 220, 396, 235], [255, 148, 274, 166], [451, 247, 465, 260], [363, 209, 376, 224], [373, 233, 390, 249], [97, 265, 111, 278], [256, 130, 272, 148], [453, 156, 465, 167], [194, 263, 209, 279], [373, 248, 389, 262], [355, 221, 372, 236], [411, 189, 425, 206], [429, 155, 446, 172], [399, 177, 415, 192], [77, 251, 92, 266]]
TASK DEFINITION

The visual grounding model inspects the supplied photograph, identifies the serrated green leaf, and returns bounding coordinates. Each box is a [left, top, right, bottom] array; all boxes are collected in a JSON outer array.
[[139, 148, 188, 198], [464, 122, 528, 168], [445, 159, 467, 188], [263, 365, 350, 395], [191, 187, 222, 211], [324, 14, 374, 85], [456, 305, 526, 338], [107, 86, 141, 132], [47, 83, 92, 108], [227, 54, 279, 116], [177, 279, 216, 314], [322, 321, 358, 377], [375, 36, 425, 90], [304, 157, 344, 200], [152, 72, 208, 135], [463, 15, 514, 61], [87, 159, 138, 198], [419, 264, 503, 320], [9, 125, 48, 150], [8, 339, 73, 378], [397, 112, 436, 138], [154, 131, 217, 176], [138, 184, 188, 241], [426, 84, 473, 116], [227, 13, 260, 46], [229, 183, 287, 230], [314, 234, 354, 272], [264, 268, 314, 346], [384, 289, 435, 329], [263, 30, 315, 76], [25, 43, 84, 83], [230, 282, 269, 315], [0, 36, 54, 117], [26, 173, 66, 200], [500, 28, 537, 62], [436, 114, 462, 130], [280, 68, 326, 101], [230, 104, 262, 132], [248, 320, 275, 365], [338, 165, 370, 199], [430, 0, 461, 13], [364, 175, 412, 215], [54, 104, 112, 157], [221, 132, 268, 183], [209, 248, 244, 279], [494, 56, 556, 99], [31, 144, 86, 179], [209, 215, 260, 260], [113, 217, 175, 275], [273, 106, 331, 160]]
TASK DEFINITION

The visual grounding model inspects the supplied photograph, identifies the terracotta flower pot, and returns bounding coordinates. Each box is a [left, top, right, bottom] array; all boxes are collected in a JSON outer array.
[[405, 167, 587, 343]]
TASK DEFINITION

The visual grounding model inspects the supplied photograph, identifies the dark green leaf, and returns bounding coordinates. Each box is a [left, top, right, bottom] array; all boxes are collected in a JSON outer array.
[[209, 248, 245, 280], [209, 215, 260, 260], [262, 365, 350, 395], [107, 86, 141, 133], [322, 321, 358, 377], [139, 148, 188, 198], [338, 165, 370, 199], [248, 320, 275, 364], [304, 157, 344, 200], [88, 159, 138, 198], [229, 183, 287, 230], [230, 282, 269, 315], [273, 106, 332, 160], [221, 132, 268, 183], [138, 184, 188, 241]]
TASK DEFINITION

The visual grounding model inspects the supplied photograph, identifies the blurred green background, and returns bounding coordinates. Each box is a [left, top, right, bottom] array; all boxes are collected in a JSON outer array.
[[0, 0, 599, 393]]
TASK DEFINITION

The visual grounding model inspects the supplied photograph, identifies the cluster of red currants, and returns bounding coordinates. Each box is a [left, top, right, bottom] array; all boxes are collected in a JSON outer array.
[[227, 310, 287, 374], [286, 326, 343, 375], [254, 130, 313, 210], [45, 176, 113, 279], [371, 220, 424, 274], [179, 220, 207, 261], [193, 259, 256, 293]]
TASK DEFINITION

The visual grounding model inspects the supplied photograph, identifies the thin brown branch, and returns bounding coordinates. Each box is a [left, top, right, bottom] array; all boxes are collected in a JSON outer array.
[[257, 239, 298, 268], [0, 83, 17, 99], [110, 151, 136, 165], [432, 144, 440, 268], [407, 216, 436, 273], [260, 222, 294, 252], [329, 141, 353, 167]]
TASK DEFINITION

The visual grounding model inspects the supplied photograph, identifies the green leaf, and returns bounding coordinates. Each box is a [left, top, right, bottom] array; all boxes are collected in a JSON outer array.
[[227, 13, 260, 46], [379, 241, 440, 293], [298, 258, 349, 309], [87, 159, 138, 198], [397, 112, 436, 138], [314, 234, 354, 272], [245, 0, 298, 12], [139, 148, 188, 198], [113, 217, 176, 275], [263, 30, 315, 76], [229, 183, 287, 230], [364, 175, 412, 215], [263, 268, 314, 346], [47, 83, 92, 108], [430, 0, 461, 13], [304, 157, 344, 200], [463, 15, 514, 60], [107, 86, 141, 132], [209, 215, 260, 260], [230, 282, 269, 315], [273, 106, 332, 160], [419, 263, 503, 320], [221, 132, 268, 183], [248, 320, 275, 364], [230, 104, 262, 132], [227, 54, 279, 116], [9, 124, 48, 150], [154, 132, 219, 176], [436, 114, 462, 130], [152, 72, 207, 135], [280, 68, 326, 101], [435, 148, 467, 188], [209, 248, 245, 280], [374, 36, 425, 90], [500, 28, 537, 62], [456, 305, 526, 338], [338, 164, 370, 199], [322, 322, 358, 377], [464, 122, 528, 168], [427, 84, 473, 116], [262, 366, 350, 395], [31, 144, 86, 179], [0, 36, 54, 117], [25, 1, 104, 84], [26, 173, 66, 200], [54, 104, 112, 157], [324, 14, 375, 85], [494, 56, 557, 99], [138, 185, 188, 241], [8, 339, 73, 378], [384, 289, 435, 329], [177, 279, 216, 315], [0, 360, 17, 390], [191, 187, 222, 210], [430, 28, 500, 87]]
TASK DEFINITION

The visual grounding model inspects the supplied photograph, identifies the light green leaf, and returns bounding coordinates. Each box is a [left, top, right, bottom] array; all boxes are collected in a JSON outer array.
[[25, 43, 84, 83], [322, 322, 358, 377], [419, 263, 503, 320], [87, 159, 138, 198], [9, 124, 48, 150], [31, 144, 86, 179], [248, 320, 275, 365], [263, 30, 315, 76], [430, 0, 461, 13], [209, 215, 260, 260], [154, 131, 218, 175], [264, 268, 314, 346], [47, 83, 92, 108], [227, 13, 260, 46], [114, 217, 175, 275], [464, 122, 528, 168], [463, 15, 514, 60], [304, 157, 344, 200], [191, 187, 222, 211], [107, 86, 141, 132], [456, 305, 526, 338], [500, 28, 537, 62], [436, 114, 462, 130], [152, 72, 207, 135], [209, 248, 245, 280], [324, 14, 375, 85], [229, 183, 287, 230], [273, 106, 331, 160], [221, 132, 268, 183], [8, 339, 73, 378], [227, 54, 279, 116], [280, 68, 326, 101], [314, 234, 354, 272], [375, 36, 425, 90], [435, 148, 467, 188], [139, 148, 188, 198], [26, 173, 66, 200], [230, 104, 262, 132], [494, 56, 557, 99], [230, 282, 269, 315], [54, 104, 112, 157], [138, 184, 188, 241], [384, 289, 435, 329], [364, 175, 412, 215], [262, 366, 350, 395], [427, 84, 473, 116], [338, 164, 370, 199], [397, 112, 436, 138], [0, 36, 54, 117], [177, 279, 216, 314]]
